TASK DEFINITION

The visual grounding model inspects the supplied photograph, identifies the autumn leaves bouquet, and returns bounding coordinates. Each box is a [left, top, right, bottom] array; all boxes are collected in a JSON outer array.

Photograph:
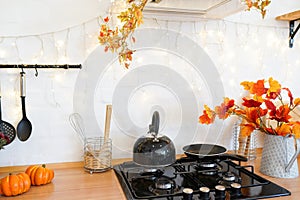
[[199, 78, 300, 138]]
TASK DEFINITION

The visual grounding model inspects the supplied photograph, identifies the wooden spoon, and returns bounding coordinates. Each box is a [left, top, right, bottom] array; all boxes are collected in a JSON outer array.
[[104, 104, 112, 142]]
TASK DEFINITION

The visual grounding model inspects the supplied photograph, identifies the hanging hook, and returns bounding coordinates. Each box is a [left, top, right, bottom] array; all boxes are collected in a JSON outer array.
[[34, 67, 38, 77]]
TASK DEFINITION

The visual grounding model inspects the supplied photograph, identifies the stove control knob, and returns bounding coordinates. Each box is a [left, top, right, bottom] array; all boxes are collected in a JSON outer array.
[[215, 185, 226, 200], [183, 188, 193, 200], [230, 182, 242, 197], [199, 187, 210, 200]]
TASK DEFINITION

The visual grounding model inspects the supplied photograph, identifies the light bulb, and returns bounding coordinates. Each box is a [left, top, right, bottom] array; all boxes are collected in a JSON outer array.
[[55, 40, 65, 48], [54, 74, 63, 82], [0, 49, 6, 58], [136, 57, 143, 63]]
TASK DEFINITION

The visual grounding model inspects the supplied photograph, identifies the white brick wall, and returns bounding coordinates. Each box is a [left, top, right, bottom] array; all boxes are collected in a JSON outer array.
[[0, 0, 299, 166]]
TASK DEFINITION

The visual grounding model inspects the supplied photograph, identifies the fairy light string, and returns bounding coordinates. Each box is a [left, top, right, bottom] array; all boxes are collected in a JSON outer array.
[[0, 18, 292, 70], [0, 0, 295, 120]]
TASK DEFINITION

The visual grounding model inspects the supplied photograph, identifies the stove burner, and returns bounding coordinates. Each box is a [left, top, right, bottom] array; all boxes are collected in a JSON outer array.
[[202, 171, 217, 175], [195, 161, 220, 175], [218, 171, 242, 187], [155, 177, 174, 190], [199, 162, 217, 168], [140, 168, 164, 177], [148, 176, 180, 196], [222, 172, 236, 181], [144, 168, 160, 173]]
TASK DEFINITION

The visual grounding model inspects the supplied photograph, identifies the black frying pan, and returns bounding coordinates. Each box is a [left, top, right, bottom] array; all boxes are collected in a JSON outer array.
[[182, 143, 247, 162]]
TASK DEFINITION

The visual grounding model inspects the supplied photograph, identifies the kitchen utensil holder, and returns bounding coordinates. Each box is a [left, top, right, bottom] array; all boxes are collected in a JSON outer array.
[[84, 137, 112, 173]]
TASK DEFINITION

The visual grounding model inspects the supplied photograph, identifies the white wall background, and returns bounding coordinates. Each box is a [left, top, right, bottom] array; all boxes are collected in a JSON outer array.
[[0, 0, 299, 166]]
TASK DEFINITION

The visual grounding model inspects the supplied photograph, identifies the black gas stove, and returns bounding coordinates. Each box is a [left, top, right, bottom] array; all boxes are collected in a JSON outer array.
[[113, 157, 291, 199]]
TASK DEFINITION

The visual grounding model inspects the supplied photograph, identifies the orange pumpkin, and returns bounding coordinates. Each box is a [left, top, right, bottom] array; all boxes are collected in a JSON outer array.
[[0, 172, 31, 196], [25, 164, 54, 186]]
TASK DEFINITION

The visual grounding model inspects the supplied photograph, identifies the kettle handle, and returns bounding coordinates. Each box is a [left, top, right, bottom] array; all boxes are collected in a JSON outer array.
[[149, 111, 160, 136], [285, 136, 300, 172]]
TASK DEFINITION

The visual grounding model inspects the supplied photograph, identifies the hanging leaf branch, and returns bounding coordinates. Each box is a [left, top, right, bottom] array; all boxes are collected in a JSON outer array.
[[244, 0, 271, 18], [98, 0, 271, 68], [98, 0, 148, 68]]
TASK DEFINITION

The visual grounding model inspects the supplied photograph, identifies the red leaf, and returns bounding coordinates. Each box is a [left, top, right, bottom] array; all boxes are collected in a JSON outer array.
[[132, 36, 136, 43], [264, 99, 276, 111], [104, 16, 109, 23], [283, 87, 293, 105], [242, 98, 262, 107]]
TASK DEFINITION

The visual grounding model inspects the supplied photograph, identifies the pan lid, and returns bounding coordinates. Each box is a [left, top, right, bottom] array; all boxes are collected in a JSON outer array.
[[182, 143, 227, 157]]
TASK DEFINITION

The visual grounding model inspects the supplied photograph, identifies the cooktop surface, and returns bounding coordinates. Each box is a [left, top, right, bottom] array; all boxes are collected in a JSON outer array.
[[114, 157, 291, 199]]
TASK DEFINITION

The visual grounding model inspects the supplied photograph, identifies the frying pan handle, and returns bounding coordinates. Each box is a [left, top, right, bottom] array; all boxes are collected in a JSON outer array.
[[20, 72, 26, 97], [221, 153, 248, 162]]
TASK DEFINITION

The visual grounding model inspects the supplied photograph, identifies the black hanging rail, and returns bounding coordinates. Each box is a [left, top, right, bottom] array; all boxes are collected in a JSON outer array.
[[0, 64, 82, 69]]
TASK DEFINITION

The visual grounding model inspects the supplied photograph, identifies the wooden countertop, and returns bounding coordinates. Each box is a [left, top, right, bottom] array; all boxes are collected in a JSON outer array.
[[0, 150, 299, 199]]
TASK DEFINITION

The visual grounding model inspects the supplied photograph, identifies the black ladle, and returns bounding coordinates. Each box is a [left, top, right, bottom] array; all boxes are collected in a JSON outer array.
[[17, 72, 32, 141]]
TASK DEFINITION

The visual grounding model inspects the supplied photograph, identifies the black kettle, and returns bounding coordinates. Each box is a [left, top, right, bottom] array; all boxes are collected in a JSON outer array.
[[133, 111, 176, 167]]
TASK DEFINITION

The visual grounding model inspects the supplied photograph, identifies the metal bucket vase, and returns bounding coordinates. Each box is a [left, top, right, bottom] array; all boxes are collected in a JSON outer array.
[[260, 134, 300, 178]]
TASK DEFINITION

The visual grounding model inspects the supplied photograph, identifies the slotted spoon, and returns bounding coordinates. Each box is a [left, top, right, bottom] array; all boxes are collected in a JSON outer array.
[[0, 82, 16, 145]]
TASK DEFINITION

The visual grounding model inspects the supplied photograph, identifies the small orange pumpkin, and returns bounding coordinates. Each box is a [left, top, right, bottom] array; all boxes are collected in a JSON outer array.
[[0, 172, 31, 196], [25, 164, 54, 186]]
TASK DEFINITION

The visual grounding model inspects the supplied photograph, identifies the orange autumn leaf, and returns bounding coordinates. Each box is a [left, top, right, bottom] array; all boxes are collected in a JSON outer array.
[[199, 105, 216, 124], [240, 123, 256, 137], [253, 94, 264, 102], [245, 0, 252, 8], [251, 79, 267, 96], [263, 0, 271, 7], [240, 79, 267, 96], [234, 109, 246, 115], [275, 123, 291, 137], [294, 98, 300, 106], [240, 81, 253, 91], [292, 123, 300, 139], [134, 8, 144, 26], [268, 77, 281, 95]]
